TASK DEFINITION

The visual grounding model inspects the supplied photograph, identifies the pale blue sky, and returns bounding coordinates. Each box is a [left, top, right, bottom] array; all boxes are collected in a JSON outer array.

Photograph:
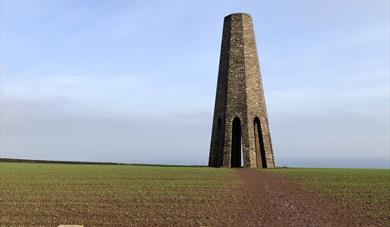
[[1, 0, 389, 167]]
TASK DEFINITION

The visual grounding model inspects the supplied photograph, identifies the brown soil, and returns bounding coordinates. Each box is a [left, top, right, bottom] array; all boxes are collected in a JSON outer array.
[[225, 169, 383, 227]]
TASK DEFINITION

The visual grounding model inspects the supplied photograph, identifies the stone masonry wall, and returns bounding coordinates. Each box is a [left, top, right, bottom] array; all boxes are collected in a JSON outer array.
[[209, 13, 275, 168]]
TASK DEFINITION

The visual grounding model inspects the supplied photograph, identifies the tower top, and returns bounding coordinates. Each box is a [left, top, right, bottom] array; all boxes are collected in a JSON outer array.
[[224, 12, 252, 18]]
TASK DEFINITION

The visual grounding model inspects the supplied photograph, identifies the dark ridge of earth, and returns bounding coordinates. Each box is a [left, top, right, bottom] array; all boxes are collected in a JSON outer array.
[[226, 169, 382, 227]]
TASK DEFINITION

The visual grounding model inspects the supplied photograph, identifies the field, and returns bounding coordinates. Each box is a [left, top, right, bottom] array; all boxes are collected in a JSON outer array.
[[268, 168, 390, 221], [0, 162, 237, 226], [1, 162, 389, 226]]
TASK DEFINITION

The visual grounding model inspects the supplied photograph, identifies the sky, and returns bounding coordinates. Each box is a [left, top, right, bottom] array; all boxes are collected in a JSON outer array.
[[1, 0, 389, 168]]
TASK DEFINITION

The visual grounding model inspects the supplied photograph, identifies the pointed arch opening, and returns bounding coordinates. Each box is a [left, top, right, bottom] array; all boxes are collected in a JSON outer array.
[[231, 117, 242, 167], [254, 117, 267, 168]]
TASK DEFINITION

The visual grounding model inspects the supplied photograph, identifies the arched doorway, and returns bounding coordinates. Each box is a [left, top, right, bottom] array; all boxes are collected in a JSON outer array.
[[254, 117, 267, 168], [231, 117, 242, 167]]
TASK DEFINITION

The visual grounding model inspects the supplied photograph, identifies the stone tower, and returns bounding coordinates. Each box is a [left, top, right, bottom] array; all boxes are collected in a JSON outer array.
[[208, 13, 275, 168]]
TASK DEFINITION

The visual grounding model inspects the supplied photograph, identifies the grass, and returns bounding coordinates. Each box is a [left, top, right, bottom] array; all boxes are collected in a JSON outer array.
[[267, 168, 390, 220], [0, 162, 236, 226], [2, 162, 389, 225]]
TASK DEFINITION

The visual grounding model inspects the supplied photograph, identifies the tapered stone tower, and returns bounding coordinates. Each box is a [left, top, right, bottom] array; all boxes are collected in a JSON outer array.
[[208, 13, 275, 168]]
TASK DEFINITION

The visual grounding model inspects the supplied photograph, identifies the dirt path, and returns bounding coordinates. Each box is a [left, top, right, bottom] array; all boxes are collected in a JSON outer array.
[[229, 169, 381, 227]]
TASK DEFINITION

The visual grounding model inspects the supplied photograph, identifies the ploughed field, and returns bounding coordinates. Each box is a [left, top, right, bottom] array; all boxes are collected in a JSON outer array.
[[0, 162, 389, 226]]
